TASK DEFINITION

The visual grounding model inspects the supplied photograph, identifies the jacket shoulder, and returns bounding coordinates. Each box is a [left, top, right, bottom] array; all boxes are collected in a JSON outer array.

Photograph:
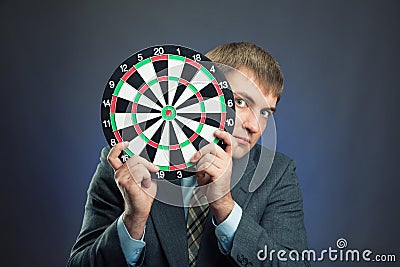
[[247, 144, 298, 192], [251, 144, 295, 174]]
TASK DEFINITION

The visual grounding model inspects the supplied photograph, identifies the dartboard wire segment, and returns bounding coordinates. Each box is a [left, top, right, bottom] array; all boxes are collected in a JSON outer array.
[[101, 45, 235, 179]]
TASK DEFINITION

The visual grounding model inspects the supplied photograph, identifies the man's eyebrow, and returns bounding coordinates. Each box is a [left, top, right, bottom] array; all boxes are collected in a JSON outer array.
[[234, 91, 276, 112], [262, 107, 276, 113]]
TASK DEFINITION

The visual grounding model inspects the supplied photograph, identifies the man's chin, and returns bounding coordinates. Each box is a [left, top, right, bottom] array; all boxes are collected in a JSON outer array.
[[232, 145, 251, 159]]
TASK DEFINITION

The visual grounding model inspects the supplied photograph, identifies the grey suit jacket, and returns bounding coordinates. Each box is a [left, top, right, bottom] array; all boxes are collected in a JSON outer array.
[[68, 144, 310, 266]]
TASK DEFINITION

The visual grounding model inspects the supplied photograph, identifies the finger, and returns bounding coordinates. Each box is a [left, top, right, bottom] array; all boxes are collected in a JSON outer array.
[[136, 164, 153, 189], [196, 172, 210, 187], [128, 164, 151, 185], [129, 164, 153, 189], [141, 178, 152, 189], [114, 167, 137, 190], [142, 180, 158, 198], [196, 154, 223, 171], [214, 130, 233, 154], [197, 163, 219, 179], [126, 155, 159, 173], [114, 167, 130, 183], [191, 142, 219, 162], [108, 141, 129, 170]]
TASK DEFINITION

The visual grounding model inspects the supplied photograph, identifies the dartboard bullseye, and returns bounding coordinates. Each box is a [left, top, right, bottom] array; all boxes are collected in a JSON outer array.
[[101, 45, 235, 180]]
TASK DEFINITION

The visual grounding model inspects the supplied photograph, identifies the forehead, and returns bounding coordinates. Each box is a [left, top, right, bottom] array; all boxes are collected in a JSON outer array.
[[225, 67, 276, 110]]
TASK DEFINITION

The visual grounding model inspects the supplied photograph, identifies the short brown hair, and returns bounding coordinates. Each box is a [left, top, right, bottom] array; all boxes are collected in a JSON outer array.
[[206, 42, 284, 101]]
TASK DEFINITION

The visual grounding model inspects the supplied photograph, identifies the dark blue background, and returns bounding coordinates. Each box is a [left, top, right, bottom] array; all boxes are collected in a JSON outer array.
[[1, 1, 399, 266]]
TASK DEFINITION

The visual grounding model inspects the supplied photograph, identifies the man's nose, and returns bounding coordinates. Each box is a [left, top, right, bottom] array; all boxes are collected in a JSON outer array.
[[241, 109, 260, 133]]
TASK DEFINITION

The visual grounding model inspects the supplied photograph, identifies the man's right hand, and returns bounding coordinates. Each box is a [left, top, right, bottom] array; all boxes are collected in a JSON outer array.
[[107, 142, 159, 239]]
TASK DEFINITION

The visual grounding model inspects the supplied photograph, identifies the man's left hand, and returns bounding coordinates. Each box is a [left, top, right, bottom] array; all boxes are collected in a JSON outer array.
[[190, 130, 235, 223]]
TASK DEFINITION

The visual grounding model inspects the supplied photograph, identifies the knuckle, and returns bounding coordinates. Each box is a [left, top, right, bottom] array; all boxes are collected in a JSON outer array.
[[116, 179, 124, 187], [115, 176, 125, 187], [106, 153, 114, 164], [199, 164, 209, 171], [206, 154, 216, 162], [114, 169, 120, 179]]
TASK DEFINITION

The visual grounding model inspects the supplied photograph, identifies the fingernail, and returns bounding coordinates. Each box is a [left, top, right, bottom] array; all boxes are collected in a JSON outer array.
[[123, 141, 129, 147]]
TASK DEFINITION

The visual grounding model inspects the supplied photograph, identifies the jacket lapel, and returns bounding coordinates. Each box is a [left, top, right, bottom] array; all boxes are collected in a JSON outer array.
[[231, 151, 257, 207]]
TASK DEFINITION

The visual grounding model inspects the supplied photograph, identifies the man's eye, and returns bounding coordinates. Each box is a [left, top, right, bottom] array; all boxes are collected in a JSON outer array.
[[234, 99, 247, 107], [261, 110, 272, 119]]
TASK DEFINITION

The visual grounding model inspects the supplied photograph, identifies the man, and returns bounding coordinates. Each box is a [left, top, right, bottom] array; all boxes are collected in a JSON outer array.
[[68, 42, 309, 266]]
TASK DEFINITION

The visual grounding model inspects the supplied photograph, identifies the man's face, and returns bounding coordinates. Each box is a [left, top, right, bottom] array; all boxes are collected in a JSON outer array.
[[226, 67, 278, 159]]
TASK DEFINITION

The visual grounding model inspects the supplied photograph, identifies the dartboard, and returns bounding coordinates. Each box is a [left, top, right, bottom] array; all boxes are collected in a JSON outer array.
[[101, 45, 235, 180]]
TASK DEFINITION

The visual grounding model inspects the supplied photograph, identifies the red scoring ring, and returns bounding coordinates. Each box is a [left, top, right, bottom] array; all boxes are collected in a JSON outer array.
[[113, 57, 226, 159], [170, 163, 188, 171], [130, 76, 209, 150]]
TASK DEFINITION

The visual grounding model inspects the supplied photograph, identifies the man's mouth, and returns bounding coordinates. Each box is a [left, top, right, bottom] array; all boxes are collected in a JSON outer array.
[[233, 135, 250, 145]]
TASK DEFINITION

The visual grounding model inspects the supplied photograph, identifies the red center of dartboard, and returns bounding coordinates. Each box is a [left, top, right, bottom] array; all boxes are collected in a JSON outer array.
[[166, 110, 172, 116]]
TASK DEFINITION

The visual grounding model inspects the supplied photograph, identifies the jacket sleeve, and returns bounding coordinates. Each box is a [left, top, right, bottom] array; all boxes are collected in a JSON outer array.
[[230, 159, 310, 267], [67, 146, 132, 267]]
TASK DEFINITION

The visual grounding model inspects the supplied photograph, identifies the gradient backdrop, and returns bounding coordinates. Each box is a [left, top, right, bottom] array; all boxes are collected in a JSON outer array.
[[1, 1, 399, 266]]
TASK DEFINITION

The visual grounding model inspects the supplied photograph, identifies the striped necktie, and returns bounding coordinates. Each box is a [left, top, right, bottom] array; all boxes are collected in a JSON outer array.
[[186, 187, 209, 267]]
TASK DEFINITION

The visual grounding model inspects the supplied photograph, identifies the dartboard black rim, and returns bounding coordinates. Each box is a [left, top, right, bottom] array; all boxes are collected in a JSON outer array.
[[101, 45, 235, 179]]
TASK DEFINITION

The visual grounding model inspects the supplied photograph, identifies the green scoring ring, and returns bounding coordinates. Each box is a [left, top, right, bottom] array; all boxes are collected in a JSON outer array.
[[110, 54, 226, 159]]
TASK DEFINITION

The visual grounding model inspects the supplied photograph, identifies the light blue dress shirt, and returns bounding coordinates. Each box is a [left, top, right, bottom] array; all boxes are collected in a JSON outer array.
[[117, 176, 242, 266]]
